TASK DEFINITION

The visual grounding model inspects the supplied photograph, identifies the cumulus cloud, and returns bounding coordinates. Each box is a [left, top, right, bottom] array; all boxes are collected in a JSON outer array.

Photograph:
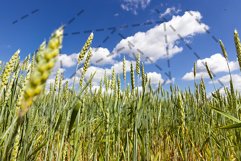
[[146, 72, 164, 85], [160, 7, 181, 18], [91, 48, 116, 65], [47, 10, 210, 88], [113, 11, 209, 62], [58, 53, 78, 68], [54, 47, 116, 70], [213, 74, 241, 85], [211, 74, 241, 94], [182, 53, 239, 80], [121, 0, 151, 14]]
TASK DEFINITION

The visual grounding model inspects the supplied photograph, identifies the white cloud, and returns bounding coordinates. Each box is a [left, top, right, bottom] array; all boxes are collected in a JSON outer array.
[[46, 10, 210, 88], [146, 72, 164, 85], [182, 53, 239, 80], [213, 74, 241, 86], [160, 7, 181, 18], [182, 71, 208, 81], [121, 0, 151, 14], [114, 13, 119, 17], [49, 53, 78, 79], [113, 11, 209, 62], [91, 48, 116, 66], [166, 78, 175, 84], [55, 47, 115, 70], [212, 74, 241, 93], [58, 53, 78, 68]]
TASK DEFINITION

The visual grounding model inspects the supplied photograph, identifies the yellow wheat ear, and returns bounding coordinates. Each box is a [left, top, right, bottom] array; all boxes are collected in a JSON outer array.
[[19, 27, 64, 117]]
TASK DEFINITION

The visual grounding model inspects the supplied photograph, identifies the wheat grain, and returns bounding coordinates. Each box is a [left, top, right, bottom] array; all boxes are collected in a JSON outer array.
[[78, 33, 94, 64], [219, 40, 228, 59], [130, 63, 135, 91], [0, 49, 20, 89], [136, 53, 140, 75], [234, 30, 241, 70], [193, 62, 196, 79], [19, 27, 63, 117], [205, 62, 213, 80], [79, 48, 92, 87]]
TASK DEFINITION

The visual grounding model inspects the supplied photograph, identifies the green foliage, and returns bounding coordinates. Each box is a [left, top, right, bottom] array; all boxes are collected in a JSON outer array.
[[1, 28, 241, 160]]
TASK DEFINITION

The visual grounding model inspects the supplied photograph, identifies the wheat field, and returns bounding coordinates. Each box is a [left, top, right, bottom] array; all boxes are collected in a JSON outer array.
[[1, 27, 241, 161]]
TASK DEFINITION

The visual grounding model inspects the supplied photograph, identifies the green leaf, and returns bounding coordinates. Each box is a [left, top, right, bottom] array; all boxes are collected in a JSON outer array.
[[68, 100, 81, 138], [220, 123, 241, 129], [212, 108, 241, 123]]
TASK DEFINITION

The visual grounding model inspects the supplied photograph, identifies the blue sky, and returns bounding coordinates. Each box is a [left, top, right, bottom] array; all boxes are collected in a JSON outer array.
[[0, 0, 241, 92]]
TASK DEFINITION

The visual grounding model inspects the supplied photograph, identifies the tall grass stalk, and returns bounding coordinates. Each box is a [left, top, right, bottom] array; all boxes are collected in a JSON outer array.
[[1, 28, 241, 160]]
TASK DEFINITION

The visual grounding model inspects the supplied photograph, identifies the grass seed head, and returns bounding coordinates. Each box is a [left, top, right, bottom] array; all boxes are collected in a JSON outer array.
[[205, 62, 213, 80], [141, 63, 145, 89], [219, 40, 228, 59], [234, 29, 241, 71], [0, 49, 20, 89], [78, 33, 94, 64], [193, 62, 196, 79], [130, 63, 135, 91], [80, 48, 92, 87], [19, 27, 63, 117], [111, 69, 116, 91], [117, 75, 121, 98], [54, 69, 61, 92], [123, 56, 126, 81], [136, 53, 140, 75]]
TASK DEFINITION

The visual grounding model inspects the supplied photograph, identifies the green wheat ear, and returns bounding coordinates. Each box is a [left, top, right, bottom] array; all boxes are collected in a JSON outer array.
[[123, 56, 126, 81], [200, 77, 206, 102], [130, 63, 135, 91], [117, 75, 121, 98], [205, 62, 213, 80], [54, 69, 61, 92], [219, 40, 228, 59], [111, 69, 116, 91], [141, 63, 145, 89], [193, 62, 196, 79], [78, 33, 94, 64], [79, 48, 92, 87], [0, 49, 20, 90], [104, 71, 108, 91], [136, 53, 140, 75], [234, 29, 241, 70], [21, 54, 30, 71], [19, 27, 63, 117]]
